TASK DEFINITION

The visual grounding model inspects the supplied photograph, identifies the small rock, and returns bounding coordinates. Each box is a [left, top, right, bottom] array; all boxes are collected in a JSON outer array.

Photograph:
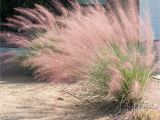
[[57, 97, 64, 100], [75, 104, 80, 107]]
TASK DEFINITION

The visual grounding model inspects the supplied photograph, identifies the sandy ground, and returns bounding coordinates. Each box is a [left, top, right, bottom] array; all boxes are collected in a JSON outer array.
[[0, 75, 160, 120], [0, 76, 108, 120]]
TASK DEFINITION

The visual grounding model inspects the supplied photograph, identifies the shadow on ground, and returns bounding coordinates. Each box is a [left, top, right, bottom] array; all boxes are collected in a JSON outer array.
[[0, 75, 42, 84]]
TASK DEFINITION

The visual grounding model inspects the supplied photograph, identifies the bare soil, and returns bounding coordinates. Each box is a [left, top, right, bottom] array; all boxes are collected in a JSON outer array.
[[0, 75, 160, 120]]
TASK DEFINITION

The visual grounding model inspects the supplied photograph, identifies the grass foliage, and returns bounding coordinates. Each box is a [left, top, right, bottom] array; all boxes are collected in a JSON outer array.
[[90, 42, 153, 104], [1, 0, 157, 106]]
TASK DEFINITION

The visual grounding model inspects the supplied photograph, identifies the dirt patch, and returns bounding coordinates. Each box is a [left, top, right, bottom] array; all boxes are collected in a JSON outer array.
[[0, 75, 160, 120], [0, 76, 107, 120]]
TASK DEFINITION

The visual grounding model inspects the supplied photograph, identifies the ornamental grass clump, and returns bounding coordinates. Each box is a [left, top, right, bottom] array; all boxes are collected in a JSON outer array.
[[1, 0, 156, 105], [90, 41, 154, 105]]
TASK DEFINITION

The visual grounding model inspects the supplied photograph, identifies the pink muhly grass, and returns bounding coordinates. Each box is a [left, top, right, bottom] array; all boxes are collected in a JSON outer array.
[[129, 80, 142, 100], [144, 53, 155, 67], [24, 52, 82, 83], [1, 0, 155, 88], [106, 67, 121, 76], [1, 23, 19, 30], [14, 8, 43, 24], [13, 15, 32, 24], [108, 74, 124, 95], [6, 18, 28, 28], [0, 32, 29, 48], [0, 4, 59, 48], [122, 61, 133, 70]]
